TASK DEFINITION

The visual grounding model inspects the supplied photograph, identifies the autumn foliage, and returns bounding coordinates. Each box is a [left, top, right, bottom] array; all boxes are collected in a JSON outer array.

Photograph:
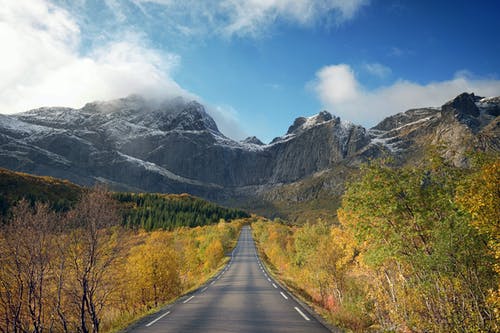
[[0, 187, 243, 332], [253, 155, 499, 332]]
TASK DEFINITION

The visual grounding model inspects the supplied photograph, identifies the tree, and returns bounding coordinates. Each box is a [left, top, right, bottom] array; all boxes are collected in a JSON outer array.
[[127, 232, 181, 308], [338, 158, 496, 332], [204, 239, 224, 271], [65, 187, 122, 333], [0, 200, 56, 333], [457, 157, 500, 327]]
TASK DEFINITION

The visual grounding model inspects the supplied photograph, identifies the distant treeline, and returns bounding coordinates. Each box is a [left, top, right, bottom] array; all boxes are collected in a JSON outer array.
[[114, 192, 250, 230], [0, 168, 250, 231]]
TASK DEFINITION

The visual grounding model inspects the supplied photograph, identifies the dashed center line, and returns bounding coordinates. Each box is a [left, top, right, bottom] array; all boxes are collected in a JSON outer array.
[[183, 295, 195, 304], [294, 307, 311, 321], [145, 311, 170, 327]]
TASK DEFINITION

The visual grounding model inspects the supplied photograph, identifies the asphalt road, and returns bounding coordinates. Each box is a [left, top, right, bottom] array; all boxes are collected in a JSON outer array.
[[126, 225, 331, 333]]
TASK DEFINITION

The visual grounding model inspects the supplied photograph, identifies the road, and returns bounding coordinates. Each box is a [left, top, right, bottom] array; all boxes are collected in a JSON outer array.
[[126, 225, 331, 333]]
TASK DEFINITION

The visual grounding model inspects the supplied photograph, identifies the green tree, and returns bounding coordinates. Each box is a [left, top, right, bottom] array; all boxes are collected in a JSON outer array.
[[339, 158, 496, 332]]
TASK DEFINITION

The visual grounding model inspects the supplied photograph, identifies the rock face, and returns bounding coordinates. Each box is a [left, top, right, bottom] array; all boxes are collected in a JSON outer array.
[[0, 93, 498, 210]]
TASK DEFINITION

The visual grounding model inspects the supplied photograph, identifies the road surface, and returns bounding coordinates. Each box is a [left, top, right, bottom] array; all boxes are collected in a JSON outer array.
[[126, 225, 331, 333]]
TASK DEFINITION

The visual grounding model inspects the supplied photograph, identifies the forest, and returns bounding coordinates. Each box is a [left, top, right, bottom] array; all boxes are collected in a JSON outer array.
[[113, 192, 249, 230], [0, 187, 245, 333], [252, 155, 499, 332]]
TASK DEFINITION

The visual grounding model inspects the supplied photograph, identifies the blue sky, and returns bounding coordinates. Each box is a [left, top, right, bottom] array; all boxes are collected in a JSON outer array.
[[1, 0, 500, 142]]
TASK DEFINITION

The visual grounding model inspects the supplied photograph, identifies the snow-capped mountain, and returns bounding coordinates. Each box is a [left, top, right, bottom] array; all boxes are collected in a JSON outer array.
[[0, 93, 498, 211]]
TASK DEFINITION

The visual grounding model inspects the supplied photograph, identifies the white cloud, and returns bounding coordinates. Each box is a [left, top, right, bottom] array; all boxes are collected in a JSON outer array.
[[131, 0, 369, 37], [312, 64, 500, 127], [363, 62, 392, 78], [0, 0, 187, 113], [313, 64, 360, 104]]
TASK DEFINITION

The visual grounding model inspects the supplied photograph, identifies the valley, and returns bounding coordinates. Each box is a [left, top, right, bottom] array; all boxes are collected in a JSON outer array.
[[2, 1, 499, 332], [0, 93, 498, 331]]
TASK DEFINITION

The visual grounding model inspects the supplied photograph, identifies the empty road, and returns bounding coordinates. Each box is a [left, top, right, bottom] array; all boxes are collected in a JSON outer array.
[[126, 225, 331, 333]]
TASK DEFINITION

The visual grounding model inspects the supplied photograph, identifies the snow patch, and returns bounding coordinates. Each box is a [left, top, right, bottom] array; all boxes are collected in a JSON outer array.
[[116, 151, 219, 187]]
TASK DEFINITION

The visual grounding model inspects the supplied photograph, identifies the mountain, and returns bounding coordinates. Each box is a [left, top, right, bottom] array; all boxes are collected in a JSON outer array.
[[0, 93, 498, 219]]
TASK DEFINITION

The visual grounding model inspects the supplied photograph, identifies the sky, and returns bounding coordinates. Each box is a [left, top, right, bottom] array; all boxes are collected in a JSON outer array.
[[1, 0, 500, 142]]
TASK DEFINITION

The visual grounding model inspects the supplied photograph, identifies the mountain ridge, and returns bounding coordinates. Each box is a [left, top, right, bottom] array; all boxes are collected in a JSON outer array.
[[0, 92, 498, 218]]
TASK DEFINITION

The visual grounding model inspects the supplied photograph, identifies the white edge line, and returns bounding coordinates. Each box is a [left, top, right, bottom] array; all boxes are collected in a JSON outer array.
[[294, 307, 310, 321], [145, 311, 170, 327], [280, 292, 288, 300], [272, 283, 277, 288], [183, 295, 195, 304], [201, 287, 208, 292]]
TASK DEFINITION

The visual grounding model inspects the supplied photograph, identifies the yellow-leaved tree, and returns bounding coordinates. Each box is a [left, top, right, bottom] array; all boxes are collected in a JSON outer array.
[[457, 157, 500, 323], [127, 231, 181, 308], [203, 239, 224, 271]]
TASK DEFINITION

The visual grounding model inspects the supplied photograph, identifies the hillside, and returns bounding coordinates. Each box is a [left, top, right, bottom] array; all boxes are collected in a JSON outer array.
[[0, 168, 81, 216], [0, 168, 248, 228]]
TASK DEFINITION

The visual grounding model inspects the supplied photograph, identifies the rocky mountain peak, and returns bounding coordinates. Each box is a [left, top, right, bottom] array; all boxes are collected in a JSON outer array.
[[316, 110, 334, 122], [242, 136, 264, 145], [286, 110, 334, 135], [442, 92, 481, 117], [441, 92, 490, 131], [159, 101, 219, 132]]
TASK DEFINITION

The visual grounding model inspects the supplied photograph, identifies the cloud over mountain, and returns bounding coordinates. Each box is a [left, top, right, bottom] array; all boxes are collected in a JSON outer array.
[[0, 0, 187, 114], [312, 63, 500, 126]]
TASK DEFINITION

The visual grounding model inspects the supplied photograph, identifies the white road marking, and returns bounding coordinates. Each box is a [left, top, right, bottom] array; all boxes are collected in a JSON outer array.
[[183, 295, 195, 304], [210, 281, 215, 285], [272, 283, 277, 288], [267, 278, 271, 282], [145, 311, 170, 327], [294, 307, 311, 321], [280, 292, 288, 300], [201, 287, 208, 292]]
